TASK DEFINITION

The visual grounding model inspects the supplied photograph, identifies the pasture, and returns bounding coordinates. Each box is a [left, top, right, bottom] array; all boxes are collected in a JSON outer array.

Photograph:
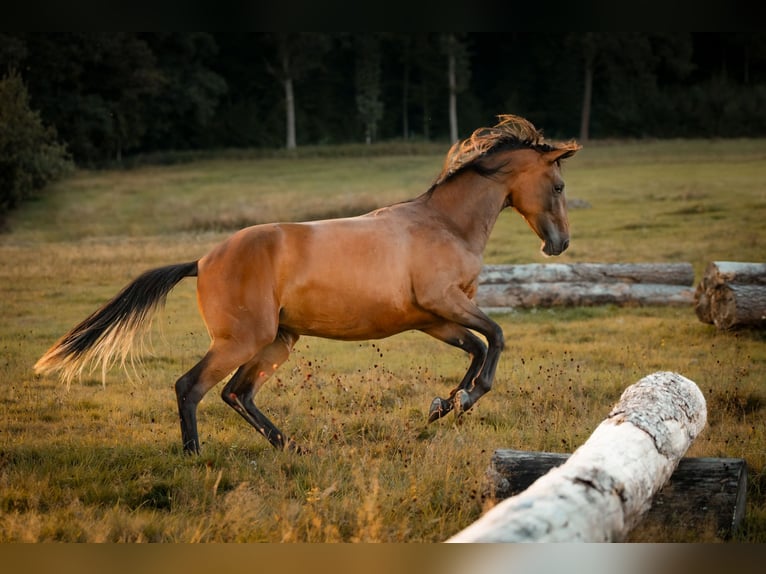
[[0, 139, 764, 542]]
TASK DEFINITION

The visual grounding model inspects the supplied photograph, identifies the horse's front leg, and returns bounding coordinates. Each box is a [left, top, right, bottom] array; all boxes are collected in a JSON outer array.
[[420, 288, 505, 421], [452, 314, 504, 416], [421, 323, 488, 423]]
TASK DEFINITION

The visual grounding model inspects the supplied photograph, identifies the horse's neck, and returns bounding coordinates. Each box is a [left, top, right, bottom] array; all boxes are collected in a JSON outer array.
[[423, 173, 506, 254]]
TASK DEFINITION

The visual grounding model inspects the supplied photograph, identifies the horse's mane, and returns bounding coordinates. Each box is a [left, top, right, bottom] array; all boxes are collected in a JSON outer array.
[[431, 114, 579, 189]]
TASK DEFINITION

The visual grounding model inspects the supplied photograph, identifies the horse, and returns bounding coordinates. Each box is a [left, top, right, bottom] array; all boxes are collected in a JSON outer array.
[[34, 115, 581, 454]]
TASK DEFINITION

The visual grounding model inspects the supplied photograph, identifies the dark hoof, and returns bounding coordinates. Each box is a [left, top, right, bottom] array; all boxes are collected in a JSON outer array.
[[428, 396, 453, 423], [182, 441, 200, 456], [454, 389, 472, 416], [285, 439, 307, 455]]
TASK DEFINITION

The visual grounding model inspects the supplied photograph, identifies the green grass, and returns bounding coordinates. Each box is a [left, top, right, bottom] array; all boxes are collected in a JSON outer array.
[[1, 139, 765, 542]]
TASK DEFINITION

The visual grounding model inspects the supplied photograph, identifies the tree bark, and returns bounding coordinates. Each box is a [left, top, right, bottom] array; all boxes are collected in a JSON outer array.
[[446, 372, 707, 542]]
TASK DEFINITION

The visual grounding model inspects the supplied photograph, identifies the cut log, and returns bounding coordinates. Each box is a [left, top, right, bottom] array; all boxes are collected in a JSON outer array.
[[477, 263, 695, 309], [710, 284, 766, 330], [487, 451, 747, 539], [446, 372, 707, 543], [699, 261, 766, 287], [480, 263, 695, 286], [694, 262, 766, 328], [477, 282, 694, 309]]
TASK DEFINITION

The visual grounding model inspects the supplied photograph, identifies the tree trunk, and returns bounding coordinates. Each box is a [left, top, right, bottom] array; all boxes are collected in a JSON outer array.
[[284, 76, 296, 150], [402, 52, 410, 140], [476, 263, 695, 309], [447, 34, 458, 143], [446, 372, 707, 542], [422, 85, 430, 141], [694, 261, 766, 328], [579, 51, 593, 142]]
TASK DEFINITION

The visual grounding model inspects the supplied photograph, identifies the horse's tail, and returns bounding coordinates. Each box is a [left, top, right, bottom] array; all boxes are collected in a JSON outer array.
[[34, 261, 198, 384]]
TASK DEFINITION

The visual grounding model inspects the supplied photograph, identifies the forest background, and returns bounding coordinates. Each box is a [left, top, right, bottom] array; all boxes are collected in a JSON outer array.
[[2, 32, 765, 169]]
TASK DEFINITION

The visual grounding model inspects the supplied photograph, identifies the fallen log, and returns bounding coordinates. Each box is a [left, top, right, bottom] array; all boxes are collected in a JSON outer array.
[[487, 451, 747, 539], [694, 261, 766, 329], [710, 284, 766, 330], [480, 263, 695, 286], [697, 261, 766, 287], [446, 372, 707, 543], [477, 282, 694, 309], [477, 263, 695, 309]]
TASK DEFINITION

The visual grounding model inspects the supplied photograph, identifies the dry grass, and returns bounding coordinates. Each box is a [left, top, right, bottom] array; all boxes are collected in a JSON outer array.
[[0, 139, 765, 542]]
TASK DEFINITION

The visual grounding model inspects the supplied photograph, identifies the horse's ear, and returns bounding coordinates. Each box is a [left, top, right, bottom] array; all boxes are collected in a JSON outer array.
[[545, 143, 582, 164]]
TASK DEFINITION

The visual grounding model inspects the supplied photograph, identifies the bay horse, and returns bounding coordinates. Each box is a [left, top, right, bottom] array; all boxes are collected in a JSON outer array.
[[35, 115, 581, 454]]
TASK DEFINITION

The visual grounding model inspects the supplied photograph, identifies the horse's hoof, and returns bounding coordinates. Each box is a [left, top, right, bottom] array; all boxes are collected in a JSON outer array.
[[454, 389, 472, 416], [428, 397, 452, 423], [285, 440, 307, 455]]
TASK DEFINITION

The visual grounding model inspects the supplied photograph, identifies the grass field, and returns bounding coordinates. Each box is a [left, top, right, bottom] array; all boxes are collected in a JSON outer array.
[[1, 139, 765, 542]]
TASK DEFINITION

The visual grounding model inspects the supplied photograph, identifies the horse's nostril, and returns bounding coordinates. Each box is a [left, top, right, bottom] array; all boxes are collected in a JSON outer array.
[[562, 239, 570, 251]]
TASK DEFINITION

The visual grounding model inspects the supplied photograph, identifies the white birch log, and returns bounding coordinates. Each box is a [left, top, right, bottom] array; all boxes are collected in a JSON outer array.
[[477, 282, 694, 310], [446, 371, 707, 543], [477, 263, 695, 309], [479, 263, 695, 286]]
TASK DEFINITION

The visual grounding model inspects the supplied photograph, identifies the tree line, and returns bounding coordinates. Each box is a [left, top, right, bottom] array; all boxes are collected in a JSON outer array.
[[1, 32, 765, 168]]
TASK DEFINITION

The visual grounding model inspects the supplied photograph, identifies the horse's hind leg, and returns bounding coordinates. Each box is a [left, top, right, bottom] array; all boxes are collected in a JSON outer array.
[[175, 341, 255, 454], [221, 329, 300, 452], [421, 323, 488, 423]]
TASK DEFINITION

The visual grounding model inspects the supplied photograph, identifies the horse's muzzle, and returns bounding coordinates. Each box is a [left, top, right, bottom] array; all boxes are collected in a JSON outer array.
[[542, 237, 569, 256]]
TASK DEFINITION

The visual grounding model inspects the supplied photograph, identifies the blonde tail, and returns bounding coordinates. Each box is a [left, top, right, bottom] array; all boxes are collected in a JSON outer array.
[[34, 261, 198, 384]]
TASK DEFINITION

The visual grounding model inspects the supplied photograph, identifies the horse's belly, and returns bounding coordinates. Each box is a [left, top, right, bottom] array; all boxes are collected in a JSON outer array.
[[279, 291, 435, 340]]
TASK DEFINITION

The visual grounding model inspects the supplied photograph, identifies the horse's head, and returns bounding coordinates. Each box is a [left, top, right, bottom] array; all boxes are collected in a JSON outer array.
[[434, 115, 581, 256], [506, 145, 581, 256]]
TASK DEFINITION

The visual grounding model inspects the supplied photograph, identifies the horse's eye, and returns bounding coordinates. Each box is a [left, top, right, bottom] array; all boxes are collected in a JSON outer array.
[[554, 184, 564, 194]]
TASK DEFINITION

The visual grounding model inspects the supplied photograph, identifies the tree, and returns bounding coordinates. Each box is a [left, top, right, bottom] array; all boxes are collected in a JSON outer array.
[[396, 34, 412, 140], [578, 34, 597, 143], [265, 33, 330, 149], [1, 33, 763, 160], [442, 33, 470, 142], [12, 33, 170, 163], [141, 33, 228, 153], [567, 33, 694, 139], [355, 34, 384, 144], [0, 70, 72, 216]]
